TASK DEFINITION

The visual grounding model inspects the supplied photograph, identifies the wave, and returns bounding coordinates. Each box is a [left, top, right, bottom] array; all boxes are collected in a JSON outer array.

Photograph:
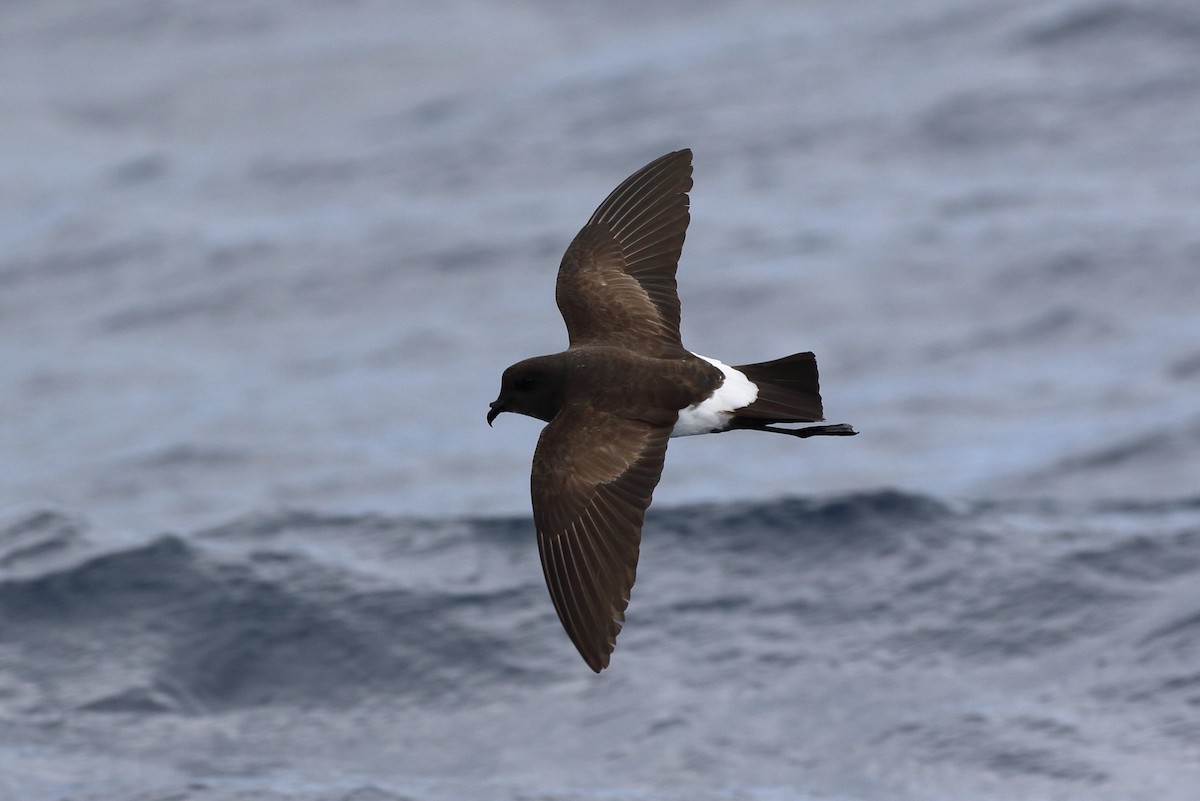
[[0, 516, 544, 716], [2, 491, 1199, 723]]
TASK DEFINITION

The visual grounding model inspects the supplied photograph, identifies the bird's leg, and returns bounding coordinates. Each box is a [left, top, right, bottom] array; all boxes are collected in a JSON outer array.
[[731, 421, 858, 438]]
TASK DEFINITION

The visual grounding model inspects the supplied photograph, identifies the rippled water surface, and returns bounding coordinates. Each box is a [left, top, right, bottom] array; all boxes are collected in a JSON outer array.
[[2, 1, 1199, 799]]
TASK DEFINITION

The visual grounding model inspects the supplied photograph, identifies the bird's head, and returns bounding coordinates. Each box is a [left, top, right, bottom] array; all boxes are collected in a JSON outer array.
[[488, 356, 567, 426]]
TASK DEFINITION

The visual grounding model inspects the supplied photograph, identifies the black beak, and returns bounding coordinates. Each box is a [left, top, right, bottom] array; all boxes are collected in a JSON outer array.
[[487, 398, 505, 427]]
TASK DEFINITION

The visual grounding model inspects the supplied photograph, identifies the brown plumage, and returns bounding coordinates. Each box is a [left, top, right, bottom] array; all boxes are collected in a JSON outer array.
[[488, 149, 856, 671]]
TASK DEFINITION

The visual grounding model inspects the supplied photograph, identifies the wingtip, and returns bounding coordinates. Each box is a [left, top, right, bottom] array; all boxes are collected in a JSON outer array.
[[648, 147, 692, 170], [669, 147, 693, 171], [579, 643, 612, 673]]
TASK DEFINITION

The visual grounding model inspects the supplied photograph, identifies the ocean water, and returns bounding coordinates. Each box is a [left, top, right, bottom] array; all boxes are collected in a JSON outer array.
[[2, 1, 1199, 799], [3, 494, 1200, 800]]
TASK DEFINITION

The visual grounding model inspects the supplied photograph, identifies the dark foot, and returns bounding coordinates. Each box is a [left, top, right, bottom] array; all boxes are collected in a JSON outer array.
[[762, 423, 858, 438]]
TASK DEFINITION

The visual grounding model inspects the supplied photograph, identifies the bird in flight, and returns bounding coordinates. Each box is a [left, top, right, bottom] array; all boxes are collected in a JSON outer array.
[[488, 149, 856, 671]]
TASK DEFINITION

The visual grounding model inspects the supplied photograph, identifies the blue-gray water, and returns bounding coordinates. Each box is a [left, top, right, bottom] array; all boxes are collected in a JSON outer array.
[[4, 493, 1200, 800], [2, 1, 1199, 799]]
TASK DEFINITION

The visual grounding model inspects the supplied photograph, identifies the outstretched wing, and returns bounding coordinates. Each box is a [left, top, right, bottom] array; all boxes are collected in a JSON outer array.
[[555, 149, 693, 357], [530, 406, 672, 671]]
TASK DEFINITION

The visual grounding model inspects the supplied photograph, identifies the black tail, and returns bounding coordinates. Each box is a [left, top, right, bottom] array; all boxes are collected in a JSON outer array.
[[731, 352, 858, 438], [734, 352, 824, 422]]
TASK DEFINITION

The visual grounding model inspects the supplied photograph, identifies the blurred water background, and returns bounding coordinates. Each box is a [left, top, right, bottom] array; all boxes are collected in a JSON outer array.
[[2, 1, 1198, 799]]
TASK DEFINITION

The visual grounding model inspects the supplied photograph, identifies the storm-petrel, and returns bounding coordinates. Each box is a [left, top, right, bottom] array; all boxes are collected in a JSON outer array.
[[488, 149, 857, 671]]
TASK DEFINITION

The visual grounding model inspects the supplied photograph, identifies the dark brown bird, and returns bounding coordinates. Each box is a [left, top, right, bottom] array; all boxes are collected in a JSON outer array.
[[488, 149, 856, 671]]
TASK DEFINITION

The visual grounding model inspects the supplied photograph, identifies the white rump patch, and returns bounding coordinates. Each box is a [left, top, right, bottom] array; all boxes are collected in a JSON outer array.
[[671, 354, 759, 437]]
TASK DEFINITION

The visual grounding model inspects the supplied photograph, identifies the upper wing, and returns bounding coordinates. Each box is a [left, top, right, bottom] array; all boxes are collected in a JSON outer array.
[[530, 406, 672, 671], [555, 149, 693, 357]]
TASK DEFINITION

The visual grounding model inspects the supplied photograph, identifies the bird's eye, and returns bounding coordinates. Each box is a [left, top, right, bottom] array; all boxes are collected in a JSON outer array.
[[517, 376, 536, 390]]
